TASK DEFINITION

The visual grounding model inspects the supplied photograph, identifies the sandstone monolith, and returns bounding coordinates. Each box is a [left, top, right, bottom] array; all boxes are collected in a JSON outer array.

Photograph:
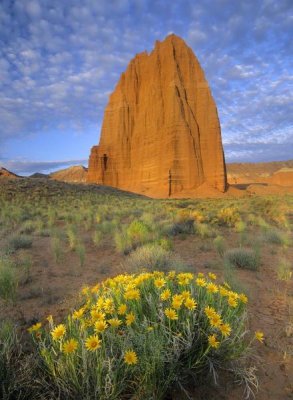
[[88, 34, 227, 197]]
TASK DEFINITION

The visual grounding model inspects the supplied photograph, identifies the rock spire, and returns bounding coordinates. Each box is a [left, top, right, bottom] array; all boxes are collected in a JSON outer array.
[[88, 34, 227, 197]]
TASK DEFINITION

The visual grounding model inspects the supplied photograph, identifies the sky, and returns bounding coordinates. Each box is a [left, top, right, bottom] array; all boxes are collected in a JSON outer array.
[[0, 0, 292, 175]]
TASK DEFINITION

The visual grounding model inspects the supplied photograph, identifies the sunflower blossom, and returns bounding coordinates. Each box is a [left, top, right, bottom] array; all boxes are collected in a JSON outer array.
[[208, 334, 220, 349], [85, 335, 101, 351], [62, 338, 78, 354], [165, 308, 178, 320], [124, 350, 138, 365], [126, 312, 135, 326], [94, 320, 108, 332], [51, 324, 66, 341], [255, 331, 264, 343], [160, 289, 171, 301]]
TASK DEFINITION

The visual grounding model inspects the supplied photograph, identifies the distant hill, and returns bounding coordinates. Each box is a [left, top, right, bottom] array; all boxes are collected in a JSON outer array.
[[29, 172, 49, 179], [0, 167, 20, 179], [226, 160, 293, 185], [50, 165, 88, 183]]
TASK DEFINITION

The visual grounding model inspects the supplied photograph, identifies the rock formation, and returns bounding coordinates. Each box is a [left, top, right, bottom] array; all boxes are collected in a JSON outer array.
[[50, 166, 88, 183], [0, 167, 19, 179], [88, 34, 227, 197], [270, 168, 293, 187]]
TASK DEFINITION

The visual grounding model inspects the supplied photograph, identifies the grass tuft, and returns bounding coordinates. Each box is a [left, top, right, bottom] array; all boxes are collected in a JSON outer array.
[[224, 248, 260, 271]]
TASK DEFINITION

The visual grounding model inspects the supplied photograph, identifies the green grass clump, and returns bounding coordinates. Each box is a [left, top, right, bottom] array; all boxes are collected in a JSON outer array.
[[196, 223, 216, 239], [125, 244, 182, 272], [224, 248, 260, 271], [92, 230, 102, 247], [114, 229, 132, 254], [51, 234, 64, 264], [126, 220, 152, 246], [0, 321, 39, 399], [0, 257, 18, 301], [30, 271, 260, 400], [115, 220, 156, 254], [277, 259, 292, 281], [213, 235, 226, 257], [66, 226, 78, 250]]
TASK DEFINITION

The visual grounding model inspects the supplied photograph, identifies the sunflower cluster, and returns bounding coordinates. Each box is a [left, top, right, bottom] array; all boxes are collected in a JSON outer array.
[[29, 270, 263, 399]]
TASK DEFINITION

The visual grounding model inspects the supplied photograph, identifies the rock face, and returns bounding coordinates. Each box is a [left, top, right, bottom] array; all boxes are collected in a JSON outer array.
[[88, 34, 227, 197]]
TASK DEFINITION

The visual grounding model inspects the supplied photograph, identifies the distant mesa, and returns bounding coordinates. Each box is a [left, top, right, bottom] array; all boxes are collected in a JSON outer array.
[[50, 165, 88, 183], [227, 160, 293, 186], [0, 167, 20, 179], [88, 34, 227, 198], [270, 168, 293, 187], [29, 172, 49, 179]]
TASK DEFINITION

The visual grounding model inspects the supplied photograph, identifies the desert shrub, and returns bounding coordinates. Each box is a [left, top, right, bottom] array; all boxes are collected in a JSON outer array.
[[39, 228, 51, 237], [190, 210, 205, 223], [155, 237, 173, 251], [166, 219, 195, 236], [125, 244, 182, 272], [126, 220, 151, 245], [214, 235, 226, 257], [217, 207, 240, 227], [195, 223, 216, 238], [235, 220, 246, 233], [224, 248, 260, 271], [262, 230, 289, 246], [8, 235, 32, 252], [115, 220, 155, 254], [99, 220, 118, 235], [19, 220, 37, 235], [30, 271, 261, 400], [0, 257, 18, 301]]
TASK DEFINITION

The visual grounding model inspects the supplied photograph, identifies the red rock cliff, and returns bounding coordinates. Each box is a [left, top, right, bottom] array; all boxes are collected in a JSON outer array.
[[88, 34, 227, 197]]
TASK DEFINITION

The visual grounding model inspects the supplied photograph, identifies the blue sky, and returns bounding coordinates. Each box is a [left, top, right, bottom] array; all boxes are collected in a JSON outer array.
[[0, 0, 292, 175]]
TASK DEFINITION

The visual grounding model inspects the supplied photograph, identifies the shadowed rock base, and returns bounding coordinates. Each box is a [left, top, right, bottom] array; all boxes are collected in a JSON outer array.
[[88, 34, 227, 198]]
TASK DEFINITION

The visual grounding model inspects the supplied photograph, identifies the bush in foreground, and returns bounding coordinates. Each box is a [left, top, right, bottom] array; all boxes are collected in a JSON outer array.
[[30, 271, 263, 399]]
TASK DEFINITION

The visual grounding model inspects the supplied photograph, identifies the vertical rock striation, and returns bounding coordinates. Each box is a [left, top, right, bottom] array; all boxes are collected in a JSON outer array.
[[88, 34, 227, 197]]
